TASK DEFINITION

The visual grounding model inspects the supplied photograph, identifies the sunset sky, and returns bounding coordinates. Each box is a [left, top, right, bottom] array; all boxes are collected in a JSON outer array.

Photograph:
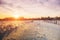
[[0, 0, 60, 18]]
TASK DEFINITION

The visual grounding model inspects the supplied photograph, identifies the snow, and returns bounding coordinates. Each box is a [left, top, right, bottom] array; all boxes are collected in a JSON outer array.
[[1, 20, 60, 40]]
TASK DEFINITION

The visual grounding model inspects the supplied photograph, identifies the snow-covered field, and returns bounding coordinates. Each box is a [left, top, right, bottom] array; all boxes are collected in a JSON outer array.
[[44, 20, 60, 25], [0, 20, 60, 40]]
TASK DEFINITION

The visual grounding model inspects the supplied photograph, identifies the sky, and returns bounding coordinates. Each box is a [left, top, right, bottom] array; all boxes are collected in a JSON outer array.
[[0, 0, 60, 18]]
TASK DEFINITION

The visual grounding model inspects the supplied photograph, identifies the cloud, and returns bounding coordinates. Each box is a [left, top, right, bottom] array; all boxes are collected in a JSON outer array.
[[0, 0, 60, 17], [0, 0, 60, 10]]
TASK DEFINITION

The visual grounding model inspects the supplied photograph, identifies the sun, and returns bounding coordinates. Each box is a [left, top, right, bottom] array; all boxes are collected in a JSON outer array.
[[13, 14, 20, 18], [12, 11, 20, 19]]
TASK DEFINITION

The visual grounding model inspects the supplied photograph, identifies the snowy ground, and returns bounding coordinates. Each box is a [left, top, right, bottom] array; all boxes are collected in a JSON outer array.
[[44, 20, 60, 25], [0, 20, 60, 40]]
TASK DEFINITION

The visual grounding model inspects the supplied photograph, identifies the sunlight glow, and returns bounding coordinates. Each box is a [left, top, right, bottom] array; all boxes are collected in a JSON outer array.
[[13, 14, 20, 18], [12, 11, 20, 18]]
